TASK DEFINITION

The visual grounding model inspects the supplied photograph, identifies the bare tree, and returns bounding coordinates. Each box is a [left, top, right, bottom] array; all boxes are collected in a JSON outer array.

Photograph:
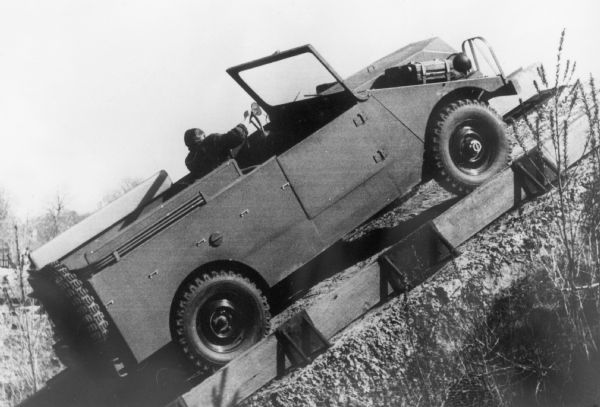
[[35, 192, 85, 245], [0, 188, 8, 222], [0, 190, 42, 397], [47, 193, 65, 240], [0, 188, 14, 268]]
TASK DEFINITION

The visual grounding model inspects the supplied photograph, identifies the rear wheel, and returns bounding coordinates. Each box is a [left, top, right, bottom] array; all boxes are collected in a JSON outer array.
[[173, 270, 270, 372], [430, 99, 509, 194]]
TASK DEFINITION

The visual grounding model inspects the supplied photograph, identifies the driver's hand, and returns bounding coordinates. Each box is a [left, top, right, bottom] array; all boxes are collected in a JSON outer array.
[[246, 114, 269, 138]]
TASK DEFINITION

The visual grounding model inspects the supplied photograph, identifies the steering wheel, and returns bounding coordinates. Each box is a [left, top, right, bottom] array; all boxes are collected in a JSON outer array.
[[229, 103, 267, 160], [247, 102, 266, 135]]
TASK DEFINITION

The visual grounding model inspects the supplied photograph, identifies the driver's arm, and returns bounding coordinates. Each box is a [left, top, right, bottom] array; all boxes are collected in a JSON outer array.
[[219, 123, 248, 151]]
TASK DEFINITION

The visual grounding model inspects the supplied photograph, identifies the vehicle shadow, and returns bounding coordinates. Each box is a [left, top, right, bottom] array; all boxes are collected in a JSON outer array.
[[270, 195, 460, 314]]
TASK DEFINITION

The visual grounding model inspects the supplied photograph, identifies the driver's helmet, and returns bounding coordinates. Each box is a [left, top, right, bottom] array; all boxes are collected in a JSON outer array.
[[184, 128, 206, 149]]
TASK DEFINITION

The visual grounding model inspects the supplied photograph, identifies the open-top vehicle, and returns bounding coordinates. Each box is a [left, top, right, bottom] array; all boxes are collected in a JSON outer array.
[[29, 37, 529, 376]]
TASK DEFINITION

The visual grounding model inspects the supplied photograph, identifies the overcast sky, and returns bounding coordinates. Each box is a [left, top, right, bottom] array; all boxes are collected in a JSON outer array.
[[1, 0, 598, 218]]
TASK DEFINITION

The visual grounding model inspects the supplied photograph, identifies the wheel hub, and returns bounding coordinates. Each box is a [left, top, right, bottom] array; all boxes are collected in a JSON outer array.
[[210, 307, 234, 338], [204, 298, 240, 342], [450, 124, 493, 175], [195, 294, 254, 354], [461, 133, 483, 162]]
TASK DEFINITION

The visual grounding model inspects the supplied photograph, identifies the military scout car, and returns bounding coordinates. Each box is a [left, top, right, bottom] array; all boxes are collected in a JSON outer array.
[[29, 37, 522, 375]]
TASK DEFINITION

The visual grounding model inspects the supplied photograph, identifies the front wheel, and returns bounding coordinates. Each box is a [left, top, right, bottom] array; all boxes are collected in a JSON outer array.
[[173, 271, 270, 372], [430, 99, 510, 194]]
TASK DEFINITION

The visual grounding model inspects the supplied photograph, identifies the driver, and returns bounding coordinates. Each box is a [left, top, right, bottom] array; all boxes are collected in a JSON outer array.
[[184, 123, 248, 178]]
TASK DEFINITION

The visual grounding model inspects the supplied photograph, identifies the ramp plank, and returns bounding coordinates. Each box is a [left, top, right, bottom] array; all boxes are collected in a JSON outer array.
[[171, 262, 385, 407], [433, 168, 517, 248]]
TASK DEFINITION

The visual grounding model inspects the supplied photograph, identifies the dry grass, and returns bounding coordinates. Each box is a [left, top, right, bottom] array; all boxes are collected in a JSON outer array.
[[445, 30, 600, 406], [1, 269, 62, 407]]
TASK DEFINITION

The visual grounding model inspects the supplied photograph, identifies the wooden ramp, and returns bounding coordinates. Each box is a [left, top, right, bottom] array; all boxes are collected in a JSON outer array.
[[166, 116, 592, 407]]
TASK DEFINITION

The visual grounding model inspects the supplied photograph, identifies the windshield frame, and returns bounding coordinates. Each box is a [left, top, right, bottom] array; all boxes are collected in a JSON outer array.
[[226, 44, 364, 115]]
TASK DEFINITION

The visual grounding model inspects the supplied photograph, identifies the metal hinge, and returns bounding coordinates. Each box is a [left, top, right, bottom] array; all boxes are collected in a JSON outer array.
[[353, 113, 367, 127], [373, 149, 387, 163]]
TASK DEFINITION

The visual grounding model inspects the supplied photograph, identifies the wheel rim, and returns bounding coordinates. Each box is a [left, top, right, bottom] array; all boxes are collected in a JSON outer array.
[[449, 120, 496, 176], [194, 285, 258, 354]]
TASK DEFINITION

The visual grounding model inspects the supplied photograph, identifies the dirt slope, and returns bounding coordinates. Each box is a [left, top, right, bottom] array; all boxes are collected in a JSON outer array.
[[242, 157, 599, 407]]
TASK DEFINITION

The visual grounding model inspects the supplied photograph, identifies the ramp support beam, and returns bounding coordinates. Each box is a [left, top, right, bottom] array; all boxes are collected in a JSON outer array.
[[275, 310, 331, 377]]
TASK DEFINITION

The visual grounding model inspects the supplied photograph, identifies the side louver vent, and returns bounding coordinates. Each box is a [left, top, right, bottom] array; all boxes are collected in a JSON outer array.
[[95, 195, 206, 270]]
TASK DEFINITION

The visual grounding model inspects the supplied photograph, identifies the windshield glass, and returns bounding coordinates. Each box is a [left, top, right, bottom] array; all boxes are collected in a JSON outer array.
[[239, 52, 340, 106]]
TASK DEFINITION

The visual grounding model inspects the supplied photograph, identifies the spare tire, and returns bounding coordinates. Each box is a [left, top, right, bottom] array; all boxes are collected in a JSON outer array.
[[33, 262, 109, 351], [430, 99, 510, 194]]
